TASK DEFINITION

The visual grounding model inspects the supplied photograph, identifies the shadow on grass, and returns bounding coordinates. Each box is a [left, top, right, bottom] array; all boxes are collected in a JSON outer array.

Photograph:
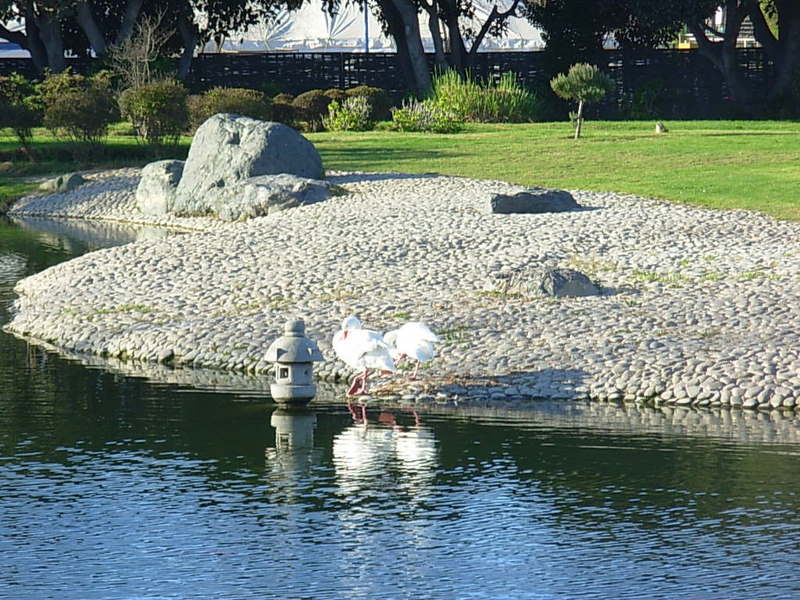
[[698, 131, 799, 138]]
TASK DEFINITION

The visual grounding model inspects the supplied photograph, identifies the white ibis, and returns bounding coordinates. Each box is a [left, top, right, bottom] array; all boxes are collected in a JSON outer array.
[[383, 321, 440, 380], [332, 316, 396, 397]]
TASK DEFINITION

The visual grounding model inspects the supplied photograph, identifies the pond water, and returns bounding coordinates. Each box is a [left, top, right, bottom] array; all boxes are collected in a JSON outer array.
[[1, 216, 799, 600]]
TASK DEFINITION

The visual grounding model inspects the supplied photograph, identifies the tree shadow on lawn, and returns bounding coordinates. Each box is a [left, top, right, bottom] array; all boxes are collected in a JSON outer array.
[[698, 131, 798, 138]]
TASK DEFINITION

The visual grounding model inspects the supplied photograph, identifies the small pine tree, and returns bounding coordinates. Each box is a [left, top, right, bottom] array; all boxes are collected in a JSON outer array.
[[550, 63, 614, 139]]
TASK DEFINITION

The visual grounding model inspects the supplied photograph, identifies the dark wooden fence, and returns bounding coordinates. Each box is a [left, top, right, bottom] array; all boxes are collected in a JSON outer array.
[[0, 48, 772, 119]]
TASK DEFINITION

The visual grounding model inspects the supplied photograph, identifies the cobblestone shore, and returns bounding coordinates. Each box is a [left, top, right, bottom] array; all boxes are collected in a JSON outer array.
[[6, 168, 800, 412]]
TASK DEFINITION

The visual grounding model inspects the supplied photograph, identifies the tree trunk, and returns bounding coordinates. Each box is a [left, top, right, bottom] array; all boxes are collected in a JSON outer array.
[[467, 0, 522, 65], [378, 0, 419, 96], [574, 100, 584, 139], [421, 0, 448, 70], [36, 9, 66, 73], [386, 0, 432, 94], [769, 5, 800, 102], [17, 2, 48, 74], [687, 14, 755, 113], [442, 0, 467, 72], [177, 13, 198, 81], [115, 0, 146, 46], [75, 1, 108, 57]]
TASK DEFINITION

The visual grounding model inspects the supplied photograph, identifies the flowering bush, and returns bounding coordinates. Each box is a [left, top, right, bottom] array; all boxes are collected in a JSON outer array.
[[323, 96, 373, 132], [390, 99, 462, 133]]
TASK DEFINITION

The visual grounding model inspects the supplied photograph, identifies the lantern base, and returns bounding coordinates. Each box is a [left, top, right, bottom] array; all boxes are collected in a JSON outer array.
[[270, 383, 317, 405]]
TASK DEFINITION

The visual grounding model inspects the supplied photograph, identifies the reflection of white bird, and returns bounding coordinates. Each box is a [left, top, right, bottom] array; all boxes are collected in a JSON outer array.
[[384, 321, 440, 379], [332, 316, 396, 396]]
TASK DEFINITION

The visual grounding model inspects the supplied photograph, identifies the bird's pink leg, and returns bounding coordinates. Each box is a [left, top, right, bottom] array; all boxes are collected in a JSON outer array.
[[407, 360, 421, 381], [361, 369, 371, 394], [346, 370, 367, 396], [347, 400, 368, 425]]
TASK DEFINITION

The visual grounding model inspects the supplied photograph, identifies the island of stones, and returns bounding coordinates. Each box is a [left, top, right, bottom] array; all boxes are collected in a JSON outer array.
[[5, 113, 800, 413]]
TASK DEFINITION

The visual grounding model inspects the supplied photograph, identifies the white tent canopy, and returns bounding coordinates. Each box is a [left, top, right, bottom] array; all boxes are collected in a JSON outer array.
[[2, 2, 544, 57], [205, 1, 544, 53]]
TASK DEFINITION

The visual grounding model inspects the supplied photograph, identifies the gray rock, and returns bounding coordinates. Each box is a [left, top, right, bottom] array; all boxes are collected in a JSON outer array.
[[39, 173, 86, 193], [211, 174, 335, 221], [486, 188, 579, 214], [540, 268, 601, 297], [136, 160, 184, 216], [485, 265, 600, 298], [173, 114, 323, 215]]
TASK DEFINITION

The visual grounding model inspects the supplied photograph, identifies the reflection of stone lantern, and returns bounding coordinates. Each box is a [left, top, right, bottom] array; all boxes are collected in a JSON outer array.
[[265, 319, 324, 405], [270, 409, 316, 449]]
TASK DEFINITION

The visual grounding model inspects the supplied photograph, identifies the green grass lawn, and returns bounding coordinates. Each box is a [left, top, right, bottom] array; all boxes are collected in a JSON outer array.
[[2, 120, 799, 220], [310, 120, 800, 221]]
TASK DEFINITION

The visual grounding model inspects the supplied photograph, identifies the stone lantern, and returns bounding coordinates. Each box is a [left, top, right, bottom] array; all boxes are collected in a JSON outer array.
[[265, 319, 324, 405]]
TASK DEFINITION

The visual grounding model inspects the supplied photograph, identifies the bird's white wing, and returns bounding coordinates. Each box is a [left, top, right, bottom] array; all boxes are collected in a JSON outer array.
[[400, 339, 435, 363], [334, 328, 395, 372], [399, 321, 440, 343], [383, 329, 403, 361]]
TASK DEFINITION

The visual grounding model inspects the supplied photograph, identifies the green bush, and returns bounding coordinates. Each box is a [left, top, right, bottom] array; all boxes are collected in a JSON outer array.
[[40, 69, 116, 145], [429, 70, 539, 123], [272, 93, 295, 125], [0, 74, 42, 157], [390, 98, 462, 133], [119, 79, 189, 147], [323, 96, 373, 132], [188, 86, 272, 132], [345, 85, 392, 121], [292, 89, 332, 131], [481, 72, 540, 122]]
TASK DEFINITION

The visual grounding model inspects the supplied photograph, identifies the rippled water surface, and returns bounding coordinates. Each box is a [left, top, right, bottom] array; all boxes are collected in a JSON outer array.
[[1, 217, 799, 600]]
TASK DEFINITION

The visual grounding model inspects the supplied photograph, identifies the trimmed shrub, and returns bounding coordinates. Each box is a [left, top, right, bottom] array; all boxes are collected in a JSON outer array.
[[119, 79, 189, 147], [550, 63, 614, 138], [345, 85, 392, 121], [272, 93, 295, 125], [188, 86, 271, 132], [292, 89, 332, 131], [324, 88, 348, 103], [40, 69, 116, 145], [390, 98, 462, 133], [323, 96, 373, 132], [186, 94, 205, 128], [0, 74, 42, 157]]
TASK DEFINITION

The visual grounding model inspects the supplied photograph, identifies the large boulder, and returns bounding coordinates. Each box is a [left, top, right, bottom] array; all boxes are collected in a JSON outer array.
[[39, 173, 86, 194], [484, 265, 600, 298], [209, 174, 336, 221], [173, 114, 323, 216], [485, 188, 579, 214], [136, 160, 184, 216]]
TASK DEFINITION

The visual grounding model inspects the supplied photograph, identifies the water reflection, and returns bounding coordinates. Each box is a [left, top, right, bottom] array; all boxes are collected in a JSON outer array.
[[266, 408, 321, 478], [333, 406, 439, 507], [10, 216, 180, 250], [2, 217, 800, 599]]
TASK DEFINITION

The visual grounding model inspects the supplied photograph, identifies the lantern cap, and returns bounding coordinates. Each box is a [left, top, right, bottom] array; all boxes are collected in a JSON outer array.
[[265, 318, 324, 363]]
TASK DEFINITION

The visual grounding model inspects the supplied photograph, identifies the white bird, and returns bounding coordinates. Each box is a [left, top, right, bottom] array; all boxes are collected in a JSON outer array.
[[332, 316, 396, 397], [383, 321, 440, 380]]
